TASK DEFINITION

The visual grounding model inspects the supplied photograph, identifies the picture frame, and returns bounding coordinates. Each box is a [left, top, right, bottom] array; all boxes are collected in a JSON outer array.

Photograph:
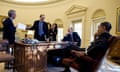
[[116, 7, 120, 34]]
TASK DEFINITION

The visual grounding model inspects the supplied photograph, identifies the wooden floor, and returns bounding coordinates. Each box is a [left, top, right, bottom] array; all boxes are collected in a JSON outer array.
[[0, 59, 120, 72]]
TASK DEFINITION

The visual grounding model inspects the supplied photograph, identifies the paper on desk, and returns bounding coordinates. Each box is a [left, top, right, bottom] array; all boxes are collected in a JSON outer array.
[[17, 23, 26, 30]]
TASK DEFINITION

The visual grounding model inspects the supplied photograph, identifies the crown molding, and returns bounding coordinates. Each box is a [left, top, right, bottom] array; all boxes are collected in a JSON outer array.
[[65, 5, 88, 15], [0, 0, 65, 6]]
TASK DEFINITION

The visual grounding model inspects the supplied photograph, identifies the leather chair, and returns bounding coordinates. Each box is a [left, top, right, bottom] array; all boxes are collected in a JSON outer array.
[[107, 36, 120, 65], [0, 40, 14, 71], [62, 36, 117, 72]]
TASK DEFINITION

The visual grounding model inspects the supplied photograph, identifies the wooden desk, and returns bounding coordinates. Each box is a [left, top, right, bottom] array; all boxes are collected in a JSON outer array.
[[14, 41, 77, 72], [14, 42, 48, 72]]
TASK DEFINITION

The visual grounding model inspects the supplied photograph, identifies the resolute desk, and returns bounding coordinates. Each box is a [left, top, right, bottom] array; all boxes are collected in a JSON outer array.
[[14, 41, 76, 72]]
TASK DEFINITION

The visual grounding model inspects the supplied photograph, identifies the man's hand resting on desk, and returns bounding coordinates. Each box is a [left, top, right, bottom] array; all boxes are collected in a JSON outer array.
[[71, 50, 86, 57]]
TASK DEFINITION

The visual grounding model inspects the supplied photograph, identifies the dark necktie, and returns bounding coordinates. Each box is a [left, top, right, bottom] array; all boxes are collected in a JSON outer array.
[[71, 33, 74, 42]]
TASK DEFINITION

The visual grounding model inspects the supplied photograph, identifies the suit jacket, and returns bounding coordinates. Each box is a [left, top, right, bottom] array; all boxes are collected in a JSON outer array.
[[62, 32, 81, 47], [30, 20, 48, 41], [2, 18, 16, 44], [87, 32, 112, 59]]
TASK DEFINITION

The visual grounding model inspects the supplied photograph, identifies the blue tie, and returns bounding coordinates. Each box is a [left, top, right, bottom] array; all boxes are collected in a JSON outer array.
[[39, 21, 44, 36]]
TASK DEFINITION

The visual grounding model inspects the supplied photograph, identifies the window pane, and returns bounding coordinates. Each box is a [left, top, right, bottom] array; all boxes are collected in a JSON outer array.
[[57, 28, 63, 42], [74, 22, 82, 39]]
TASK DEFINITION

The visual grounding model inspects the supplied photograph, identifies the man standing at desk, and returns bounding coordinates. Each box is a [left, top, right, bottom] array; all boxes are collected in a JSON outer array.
[[29, 14, 49, 41], [2, 9, 16, 69], [3, 9, 16, 45]]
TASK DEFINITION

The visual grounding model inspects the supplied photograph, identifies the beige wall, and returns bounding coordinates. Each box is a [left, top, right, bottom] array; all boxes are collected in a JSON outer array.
[[0, 0, 120, 47]]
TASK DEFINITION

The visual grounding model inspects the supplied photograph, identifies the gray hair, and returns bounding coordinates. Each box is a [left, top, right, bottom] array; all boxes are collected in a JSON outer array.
[[8, 9, 16, 17]]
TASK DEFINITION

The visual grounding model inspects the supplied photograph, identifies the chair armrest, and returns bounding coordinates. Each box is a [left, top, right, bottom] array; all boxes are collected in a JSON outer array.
[[0, 40, 9, 51], [79, 55, 97, 63], [79, 48, 86, 51]]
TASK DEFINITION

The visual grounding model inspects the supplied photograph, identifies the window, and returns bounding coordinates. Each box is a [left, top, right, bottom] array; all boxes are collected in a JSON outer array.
[[74, 22, 82, 39], [57, 28, 63, 42], [72, 20, 82, 39]]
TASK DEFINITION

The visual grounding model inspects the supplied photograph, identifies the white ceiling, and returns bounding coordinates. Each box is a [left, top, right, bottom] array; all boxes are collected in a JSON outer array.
[[8, 0, 49, 3], [0, 0, 65, 5]]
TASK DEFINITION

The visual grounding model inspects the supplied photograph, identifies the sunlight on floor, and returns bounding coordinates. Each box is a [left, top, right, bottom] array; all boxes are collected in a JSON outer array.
[[98, 59, 120, 72]]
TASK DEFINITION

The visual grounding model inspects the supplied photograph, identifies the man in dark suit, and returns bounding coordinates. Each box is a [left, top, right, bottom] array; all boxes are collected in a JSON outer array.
[[2, 9, 16, 69], [62, 22, 112, 72], [63, 27, 81, 47], [2, 9, 16, 45], [29, 14, 49, 41], [47, 28, 81, 66]]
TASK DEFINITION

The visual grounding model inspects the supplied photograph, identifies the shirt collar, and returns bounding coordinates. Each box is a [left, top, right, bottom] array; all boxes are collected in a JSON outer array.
[[39, 20, 44, 22], [9, 17, 13, 21]]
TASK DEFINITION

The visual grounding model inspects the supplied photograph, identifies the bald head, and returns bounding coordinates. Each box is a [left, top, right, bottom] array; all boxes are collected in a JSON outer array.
[[68, 27, 73, 33]]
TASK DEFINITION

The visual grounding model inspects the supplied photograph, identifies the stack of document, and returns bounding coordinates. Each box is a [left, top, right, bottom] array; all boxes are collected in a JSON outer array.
[[17, 23, 26, 30]]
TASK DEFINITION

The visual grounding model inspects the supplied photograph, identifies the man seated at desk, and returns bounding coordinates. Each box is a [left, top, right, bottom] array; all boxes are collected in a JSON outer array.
[[47, 27, 81, 66], [62, 27, 81, 47], [62, 22, 112, 72], [60, 27, 82, 59]]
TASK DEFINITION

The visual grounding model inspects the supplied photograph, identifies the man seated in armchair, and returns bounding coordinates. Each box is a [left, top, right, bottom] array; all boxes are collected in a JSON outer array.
[[62, 22, 112, 72], [47, 27, 81, 66]]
